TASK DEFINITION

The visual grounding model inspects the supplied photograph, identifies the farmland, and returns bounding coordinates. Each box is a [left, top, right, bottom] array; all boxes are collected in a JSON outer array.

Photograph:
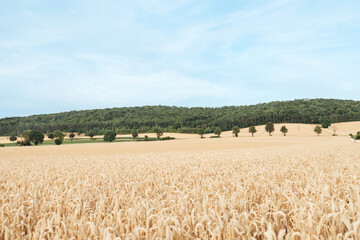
[[1, 123, 360, 239]]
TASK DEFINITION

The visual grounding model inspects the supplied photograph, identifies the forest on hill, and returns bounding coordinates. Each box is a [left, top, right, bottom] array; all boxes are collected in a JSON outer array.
[[0, 99, 359, 136]]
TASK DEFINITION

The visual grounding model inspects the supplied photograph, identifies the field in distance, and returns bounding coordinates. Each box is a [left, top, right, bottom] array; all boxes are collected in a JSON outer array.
[[1, 123, 360, 239], [1, 121, 360, 145]]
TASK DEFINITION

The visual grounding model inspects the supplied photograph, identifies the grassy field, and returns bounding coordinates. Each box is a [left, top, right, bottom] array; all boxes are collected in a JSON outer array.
[[1, 133, 360, 239]]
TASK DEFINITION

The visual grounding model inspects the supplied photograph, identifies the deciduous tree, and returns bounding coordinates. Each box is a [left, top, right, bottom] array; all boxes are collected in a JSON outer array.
[[214, 127, 222, 137], [265, 122, 275, 136], [154, 127, 163, 139], [232, 126, 240, 137], [29, 130, 44, 145], [104, 130, 116, 142], [314, 125, 322, 136], [280, 126, 288, 136], [249, 126, 257, 137], [132, 130, 138, 139]]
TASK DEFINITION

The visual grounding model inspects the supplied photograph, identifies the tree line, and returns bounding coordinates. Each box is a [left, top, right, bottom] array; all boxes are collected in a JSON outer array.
[[1, 98, 359, 136], [9, 127, 169, 146]]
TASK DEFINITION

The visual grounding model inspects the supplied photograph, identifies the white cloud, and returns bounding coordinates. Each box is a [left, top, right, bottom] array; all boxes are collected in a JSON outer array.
[[0, 0, 360, 117]]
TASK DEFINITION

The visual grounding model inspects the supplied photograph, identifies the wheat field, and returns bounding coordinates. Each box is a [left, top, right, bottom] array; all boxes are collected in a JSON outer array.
[[1, 135, 360, 239]]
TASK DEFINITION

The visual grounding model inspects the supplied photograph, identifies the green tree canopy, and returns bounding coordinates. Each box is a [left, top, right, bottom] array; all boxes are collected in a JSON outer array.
[[54, 130, 65, 141], [232, 126, 240, 137], [1, 99, 359, 136], [131, 129, 138, 139], [9, 135, 17, 142], [29, 130, 44, 145], [69, 133, 75, 140], [265, 122, 275, 136], [197, 128, 205, 138], [92, 127, 102, 136], [314, 125, 322, 135], [104, 130, 116, 142], [321, 117, 331, 128], [88, 131, 95, 139], [249, 126, 257, 137], [47, 132, 54, 139], [214, 127, 222, 137], [154, 127, 163, 139], [280, 126, 288, 136]]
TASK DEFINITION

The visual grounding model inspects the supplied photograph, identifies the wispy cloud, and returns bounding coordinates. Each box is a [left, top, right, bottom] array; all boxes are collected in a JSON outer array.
[[0, 0, 359, 117]]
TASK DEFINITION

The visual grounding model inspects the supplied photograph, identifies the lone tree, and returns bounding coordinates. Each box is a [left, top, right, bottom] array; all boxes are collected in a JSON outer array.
[[314, 125, 322, 136], [9, 135, 17, 142], [249, 126, 257, 137], [265, 122, 275, 136], [214, 127, 222, 137], [232, 126, 240, 137], [104, 130, 116, 142], [69, 133, 75, 141], [54, 139, 62, 145], [47, 132, 54, 140], [29, 130, 44, 145], [132, 129, 138, 139], [88, 131, 95, 140], [197, 128, 205, 138], [280, 126, 288, 136], [154, 127, 163, 139]]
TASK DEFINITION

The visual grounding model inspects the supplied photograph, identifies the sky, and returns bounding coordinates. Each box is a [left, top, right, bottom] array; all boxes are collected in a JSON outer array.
[[0, 0, 359, 118]]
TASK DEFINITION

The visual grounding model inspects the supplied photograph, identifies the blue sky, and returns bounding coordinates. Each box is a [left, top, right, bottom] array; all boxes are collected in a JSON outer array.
[[0, 0, 359, 118]]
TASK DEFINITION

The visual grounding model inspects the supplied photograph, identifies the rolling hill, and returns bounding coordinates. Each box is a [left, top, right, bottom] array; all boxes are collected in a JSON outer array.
[[1, 98, 360, 136]]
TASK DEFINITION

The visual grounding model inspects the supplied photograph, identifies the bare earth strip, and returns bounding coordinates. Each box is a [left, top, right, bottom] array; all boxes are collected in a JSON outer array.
[[1, 133, 360, 238]]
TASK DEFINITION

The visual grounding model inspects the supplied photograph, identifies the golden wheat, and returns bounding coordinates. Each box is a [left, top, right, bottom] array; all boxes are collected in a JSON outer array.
[[1, 136, 360, 239]]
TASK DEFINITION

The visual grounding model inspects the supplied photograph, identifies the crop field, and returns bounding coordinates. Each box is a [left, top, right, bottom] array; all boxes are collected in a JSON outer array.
[[1, 133, 360, 239]]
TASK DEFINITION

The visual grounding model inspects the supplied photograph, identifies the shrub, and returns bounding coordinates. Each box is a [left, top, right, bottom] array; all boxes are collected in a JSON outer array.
[[355, 132, 360, 140], [47, 132, 55, 140], [9, 136, 17, 142], [17, 140, 31, 146], [69, 133, 75, 140], [54, 139, 62, 145], [161, 136, 175, 140], [144, 135, 150, 141], [0, 144, 4, 147]]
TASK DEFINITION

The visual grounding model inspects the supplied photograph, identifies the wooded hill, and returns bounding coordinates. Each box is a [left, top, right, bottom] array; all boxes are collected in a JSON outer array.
[[1, 99, 359, 136]]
